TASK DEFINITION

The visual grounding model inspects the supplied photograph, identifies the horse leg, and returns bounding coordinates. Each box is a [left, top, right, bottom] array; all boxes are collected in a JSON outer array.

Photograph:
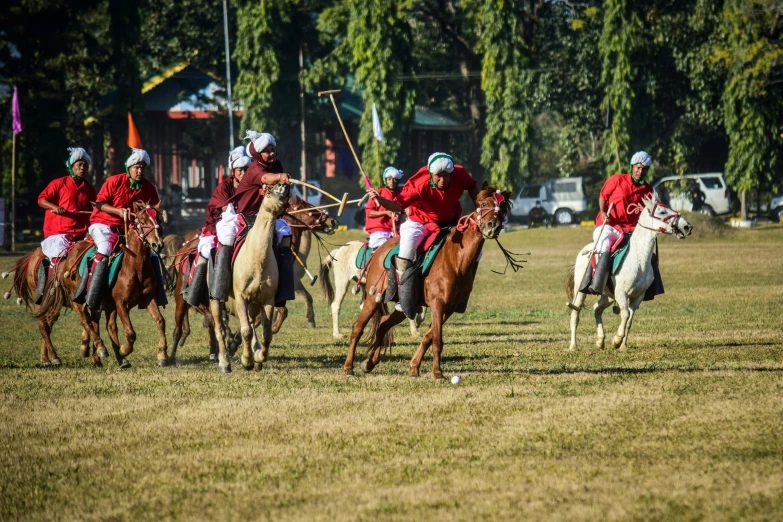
[[146, 299, 169, 367], [593, 295, 612, 350], [79, 327, 91, 359], [364, 309, 406, 372], [170, 295, 190, 365], [72, 304, 105, 367], [271, 306, 287, 334], [619, 294, 645, 351], [429, 301, 448, 380], [235, 297, 254, 370], [343, 298, 380, 376], [568, 293, 587, 351], [115, 304, 135, 368], [37, 318, 54, 366], [300, 286, 316, 328], [612, 293, 631, 350], [409, 328, 434, 377], [209, 300, 231, 372], [331, 271, 353, 340], [254, 304, 274, 370]]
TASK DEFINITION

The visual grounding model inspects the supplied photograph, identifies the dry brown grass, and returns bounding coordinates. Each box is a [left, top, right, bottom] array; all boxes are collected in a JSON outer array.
[[0, 223, 781, 521]]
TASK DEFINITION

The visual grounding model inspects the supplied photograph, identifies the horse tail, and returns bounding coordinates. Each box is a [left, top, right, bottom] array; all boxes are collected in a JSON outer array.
[[2, 252, 35, 308], [319, 250, 337, 304], [34, 275, 67, 323], [566, 264, 576, 304], [362, 303, 393, 356]]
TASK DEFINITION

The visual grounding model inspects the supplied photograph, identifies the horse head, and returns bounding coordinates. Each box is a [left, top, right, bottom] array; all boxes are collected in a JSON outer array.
[[288, 196, 338, 235], [474, 182, 514, 239], [131, 200, 165, 254], [262, 181, 291, 217], [639, 194, 693, 239]]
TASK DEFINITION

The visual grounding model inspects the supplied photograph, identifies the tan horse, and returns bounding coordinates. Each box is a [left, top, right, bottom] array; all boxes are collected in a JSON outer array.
[[211, 183, 290, 372]]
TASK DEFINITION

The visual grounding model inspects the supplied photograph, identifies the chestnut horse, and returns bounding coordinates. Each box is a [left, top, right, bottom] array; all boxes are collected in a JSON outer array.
[[36, 201, 168, 368], [343, 184, 513, 379], [2, 247, 96, 365], [167, 196, 336, 364]]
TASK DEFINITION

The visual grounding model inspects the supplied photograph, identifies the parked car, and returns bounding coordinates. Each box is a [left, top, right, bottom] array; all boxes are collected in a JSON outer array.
[[511, 177, 588, 225], [652, 173, 731, 216], [771, 194, 783, 222]]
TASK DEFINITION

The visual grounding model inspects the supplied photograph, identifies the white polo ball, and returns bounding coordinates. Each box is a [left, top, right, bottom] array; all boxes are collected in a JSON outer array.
[[451, 375, 461, 385]]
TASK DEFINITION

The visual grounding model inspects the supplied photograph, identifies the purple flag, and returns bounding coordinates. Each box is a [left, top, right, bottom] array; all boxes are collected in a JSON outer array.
[[12, 87, 22, 135]]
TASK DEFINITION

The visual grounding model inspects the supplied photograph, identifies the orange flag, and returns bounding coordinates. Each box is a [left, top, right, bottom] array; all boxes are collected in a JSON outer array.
[[127, 112, 143, 149]]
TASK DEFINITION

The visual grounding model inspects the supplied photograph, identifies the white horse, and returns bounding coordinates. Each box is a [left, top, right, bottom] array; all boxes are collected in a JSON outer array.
[[567, 194, 693, 351], [319, 241, 425, 339]]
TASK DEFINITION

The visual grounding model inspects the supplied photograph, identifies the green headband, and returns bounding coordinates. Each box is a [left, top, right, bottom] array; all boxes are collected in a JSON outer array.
[[428, 153, 453, 172]]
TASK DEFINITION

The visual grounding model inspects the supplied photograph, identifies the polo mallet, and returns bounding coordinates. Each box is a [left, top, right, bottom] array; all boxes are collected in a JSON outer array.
[[291, 248, 317, 286], [289, 179, 350, 217], [287, 197, 366, 215], [123, 210, 129, 239], [318, 89, 380, 207], [567, 202, 614, 311]]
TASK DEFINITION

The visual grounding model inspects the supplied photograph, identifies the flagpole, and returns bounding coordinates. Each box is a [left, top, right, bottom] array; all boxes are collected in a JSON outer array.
[[375, 139, 380, 184], [222, 0, 234, 150], [11, 133, 15, 253]]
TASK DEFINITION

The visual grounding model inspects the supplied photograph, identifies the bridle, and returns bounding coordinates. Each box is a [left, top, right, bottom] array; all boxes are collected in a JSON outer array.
[[130, 205, 163, 247], [286, 203, 331, 231], [629, 201, 682, 234], [457, 191, 508, 239]]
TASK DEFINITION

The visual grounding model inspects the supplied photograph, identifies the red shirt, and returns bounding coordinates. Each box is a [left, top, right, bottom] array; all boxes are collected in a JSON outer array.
[[203, 177, 236, 234], [38, 175, 97, 238], [90, 173, 160, 228], [596, 174, 654, 233], [365, 187, 401, 234], [396, 165, 477, 224], [229, 159, 284, 216]]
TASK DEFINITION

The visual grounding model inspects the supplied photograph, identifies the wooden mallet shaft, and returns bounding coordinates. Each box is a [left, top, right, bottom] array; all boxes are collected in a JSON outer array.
[[337, 192, 349, 217], [291, 248, 317, 286], [287, 197, 365, 215]]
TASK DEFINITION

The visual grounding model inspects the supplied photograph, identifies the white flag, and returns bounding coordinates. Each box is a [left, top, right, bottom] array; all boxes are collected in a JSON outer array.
[[372, 103, 385, 144]]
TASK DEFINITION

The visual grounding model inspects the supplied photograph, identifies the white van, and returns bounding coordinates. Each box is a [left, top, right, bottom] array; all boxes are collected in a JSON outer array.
[[652, 173, 731, 216], [511, 177, 588, 225]]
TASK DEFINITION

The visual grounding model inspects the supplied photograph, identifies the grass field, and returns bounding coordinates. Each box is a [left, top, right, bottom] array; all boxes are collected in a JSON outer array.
[[1, 218, 782, 521]]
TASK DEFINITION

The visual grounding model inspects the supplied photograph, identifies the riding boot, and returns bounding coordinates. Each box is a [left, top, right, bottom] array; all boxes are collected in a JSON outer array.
[[184, 256, 208, 307], [394, 257, 419, 320], [209, 245, 233, 303], [34, 259, 50, 305], [588, 253, 611, 295], [274, 239, 295, 308], [85, 256, 109, 311], [150, 253, 168, 307], [384, 261, 398, 303]]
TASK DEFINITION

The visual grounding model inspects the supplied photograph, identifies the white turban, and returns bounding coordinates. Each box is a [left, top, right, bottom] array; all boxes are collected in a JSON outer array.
[[630, 151, 652, 167], [229, 146, 251, 170], [427, 152, 454, 175], [66, 147, 91, 169], [383, 166, 403, 180], [244, 129, 276, 157], [126, 148, 150, 168]]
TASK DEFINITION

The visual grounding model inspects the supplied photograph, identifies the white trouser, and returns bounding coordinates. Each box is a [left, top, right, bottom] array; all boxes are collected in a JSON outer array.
[[275, 218, 291, 242], [593, 224, 622, 254], [88, 223, 118, 257], [398, 220, 434, 261], [368, 231, 393, 250], [40, 234, 72, 259], [216, 203, 241, 247], [198, 234, 218, 259]]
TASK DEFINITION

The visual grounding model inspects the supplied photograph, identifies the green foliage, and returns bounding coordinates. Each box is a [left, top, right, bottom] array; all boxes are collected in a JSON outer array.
[[346, 0, 415, 187], [478, 0, 533, 191]]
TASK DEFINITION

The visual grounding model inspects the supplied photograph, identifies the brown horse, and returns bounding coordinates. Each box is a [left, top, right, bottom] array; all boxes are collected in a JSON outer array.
[[2, 247, 96, 365], [36, 201, 168, 368], [343, 184, 513, 379], [168, 196, 337, 364]]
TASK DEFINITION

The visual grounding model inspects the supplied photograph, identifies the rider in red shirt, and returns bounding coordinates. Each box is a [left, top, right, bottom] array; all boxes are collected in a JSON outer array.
[[368, 152, 479, 318], [585, 151, 654, 294], [364, 166, 403, 249]]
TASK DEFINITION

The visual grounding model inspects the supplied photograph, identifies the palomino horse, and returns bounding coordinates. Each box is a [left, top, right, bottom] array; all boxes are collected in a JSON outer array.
[[2, 247, 95, 365], [567, 194, 692, 351], [319, 241, 426, 339], [211, 183, 290, 372], [167, 196, 336, 364], [343, 184, 513, 379], [36, 201, 168, 368]]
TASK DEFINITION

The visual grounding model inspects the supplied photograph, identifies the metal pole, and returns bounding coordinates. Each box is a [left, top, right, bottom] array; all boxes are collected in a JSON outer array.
[[11, 133, 16, 253], [299, 42, 307, 202], [223, 0, 234, 150]]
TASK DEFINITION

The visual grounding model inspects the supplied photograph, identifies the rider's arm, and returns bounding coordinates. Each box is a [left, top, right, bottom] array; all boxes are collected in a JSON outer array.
[[260, 173, 290, 185], [368, 210, 395, 218], [38, 180, 66, 214], [95, 202, 128, 219], [367, 190, 403, 213], [599, 196, 609, 222]]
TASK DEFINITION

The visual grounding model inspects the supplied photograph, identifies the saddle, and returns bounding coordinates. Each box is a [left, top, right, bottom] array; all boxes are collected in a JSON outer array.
[[590, 233, 631, 277], [72, 245, 124, 303]]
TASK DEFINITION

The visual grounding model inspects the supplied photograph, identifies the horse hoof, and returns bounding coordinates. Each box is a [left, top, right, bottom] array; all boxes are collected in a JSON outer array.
[[432, 372, 445, 381], [361, 360, 373, 374], [308, 321, 316, 329], [254, 362, 263, 371], [118, 360, 132, 370], [209, 353, 217, 362], [409, 369, 420, 378], [94, 359, 103, 368], [343, 368, 355, 377], [51, 358, 62, 367], [168, 357, 177, 366], [612, 306, 620, 315], [41, 361, 51, 367], [80, 348, 90, 358], [157, 359, 167, 368], [98, 349, 109, 359], [220, 365, 232, 374]]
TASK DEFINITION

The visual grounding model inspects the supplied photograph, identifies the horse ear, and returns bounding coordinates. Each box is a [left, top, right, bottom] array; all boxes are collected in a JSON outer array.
[[482, 181, 489, 190]]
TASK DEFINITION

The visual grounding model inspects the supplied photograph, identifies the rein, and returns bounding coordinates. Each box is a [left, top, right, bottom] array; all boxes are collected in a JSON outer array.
[[635, 201, 681, 234]]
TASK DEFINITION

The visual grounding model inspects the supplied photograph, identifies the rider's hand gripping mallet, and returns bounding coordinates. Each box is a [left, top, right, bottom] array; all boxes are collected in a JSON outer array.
[[291, 247, 317, 286], [567, 202, 614, 311], [318, 89, 381, 207]]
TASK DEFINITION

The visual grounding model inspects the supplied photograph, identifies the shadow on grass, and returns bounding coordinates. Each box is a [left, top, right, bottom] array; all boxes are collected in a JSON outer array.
[[464, 365, 783, 376]]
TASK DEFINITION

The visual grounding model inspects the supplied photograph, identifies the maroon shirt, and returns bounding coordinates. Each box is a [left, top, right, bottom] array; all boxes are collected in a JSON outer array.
[[203, 177, 236, 235], [228, 159, 284, 216]]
